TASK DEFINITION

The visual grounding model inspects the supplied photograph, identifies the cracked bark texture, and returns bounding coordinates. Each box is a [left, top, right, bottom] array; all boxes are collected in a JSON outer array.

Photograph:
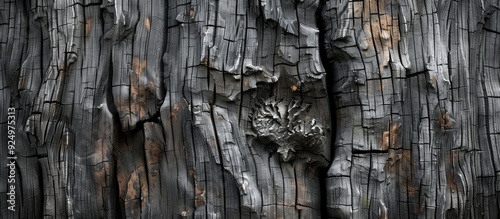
[[1, 0, 330, 218], [320, 0, 500, 218], [0, 0, 499, 218]]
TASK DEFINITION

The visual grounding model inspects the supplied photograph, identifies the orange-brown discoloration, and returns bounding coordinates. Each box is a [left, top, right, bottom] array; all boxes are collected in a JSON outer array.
[[359, 9, 401, 74], [189, 8, 196, 18], [115, 101, 130, 117], [130, 57, 151, 118], [144, 17, 151, 31], [132, 57, 147, 76], [403, 180, 417, 198], [306, 165, 319, 175], [296, 178, 307, 205], [145, 138, 163, 164], [85, 18, 92, 36], [173, 103, 180, 111], [386, 149, 417, 200], [130, 81, 148, 117], [92, 165, 106, 192], [392, 150, 418, 201], [379, 205, 388, 219], [293, 162, 308, 206], [429, 75, 437, 87], [124, 168, 141, 201], [92, 139, 110, 188], [169, 102, 188, 122], [209, 139, 217, 147], [439, 111, 454, 129], [188, 168, 197, 179], [170, 111, 177, 121], [126, 173, 139, 201], [121, 167, 149, 217], [445, 150, 460, 192], [399, 150, 413, 170], [400, 150, 417, 198], [194, 186, 205, 207], [380, 123, 400, 150], [291, 84, 298, 91], [353, 1, 363, 18], [60, 59, 66, 72], [243, 80, 249, 90], [200, 57, 209, 67]]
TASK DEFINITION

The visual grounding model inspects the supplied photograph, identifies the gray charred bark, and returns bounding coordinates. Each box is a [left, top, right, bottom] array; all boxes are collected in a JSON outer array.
[[1, 0, 329, 218], [320, 0, 500, 218], [0, 0, 499, 218]]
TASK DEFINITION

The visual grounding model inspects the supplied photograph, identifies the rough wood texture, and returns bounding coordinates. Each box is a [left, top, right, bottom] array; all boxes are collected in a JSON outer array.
[[1, 0, 329, 218], [1, 0, 499, 218], [320, 0, 500, 218]]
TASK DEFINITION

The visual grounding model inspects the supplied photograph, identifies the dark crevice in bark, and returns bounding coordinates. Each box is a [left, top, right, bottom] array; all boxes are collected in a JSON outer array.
[[352, 149, 389, 154], [317, 1, 336, 218]]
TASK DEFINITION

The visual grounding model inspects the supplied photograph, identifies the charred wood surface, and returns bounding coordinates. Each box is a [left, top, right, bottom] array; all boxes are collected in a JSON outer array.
[[0, 0, 499, 218], [320, 0, 500, 218]]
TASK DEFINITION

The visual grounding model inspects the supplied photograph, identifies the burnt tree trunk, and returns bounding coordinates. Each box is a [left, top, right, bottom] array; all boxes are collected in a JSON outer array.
[[321, 0, 500, 218], [0, 0, 499, 218]]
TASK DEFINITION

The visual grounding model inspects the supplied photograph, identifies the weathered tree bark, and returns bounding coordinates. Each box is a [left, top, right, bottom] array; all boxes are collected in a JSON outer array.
[[320, 0, 500, 218], [1, 0, 330, 218], [0, 0, 499, 218]]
